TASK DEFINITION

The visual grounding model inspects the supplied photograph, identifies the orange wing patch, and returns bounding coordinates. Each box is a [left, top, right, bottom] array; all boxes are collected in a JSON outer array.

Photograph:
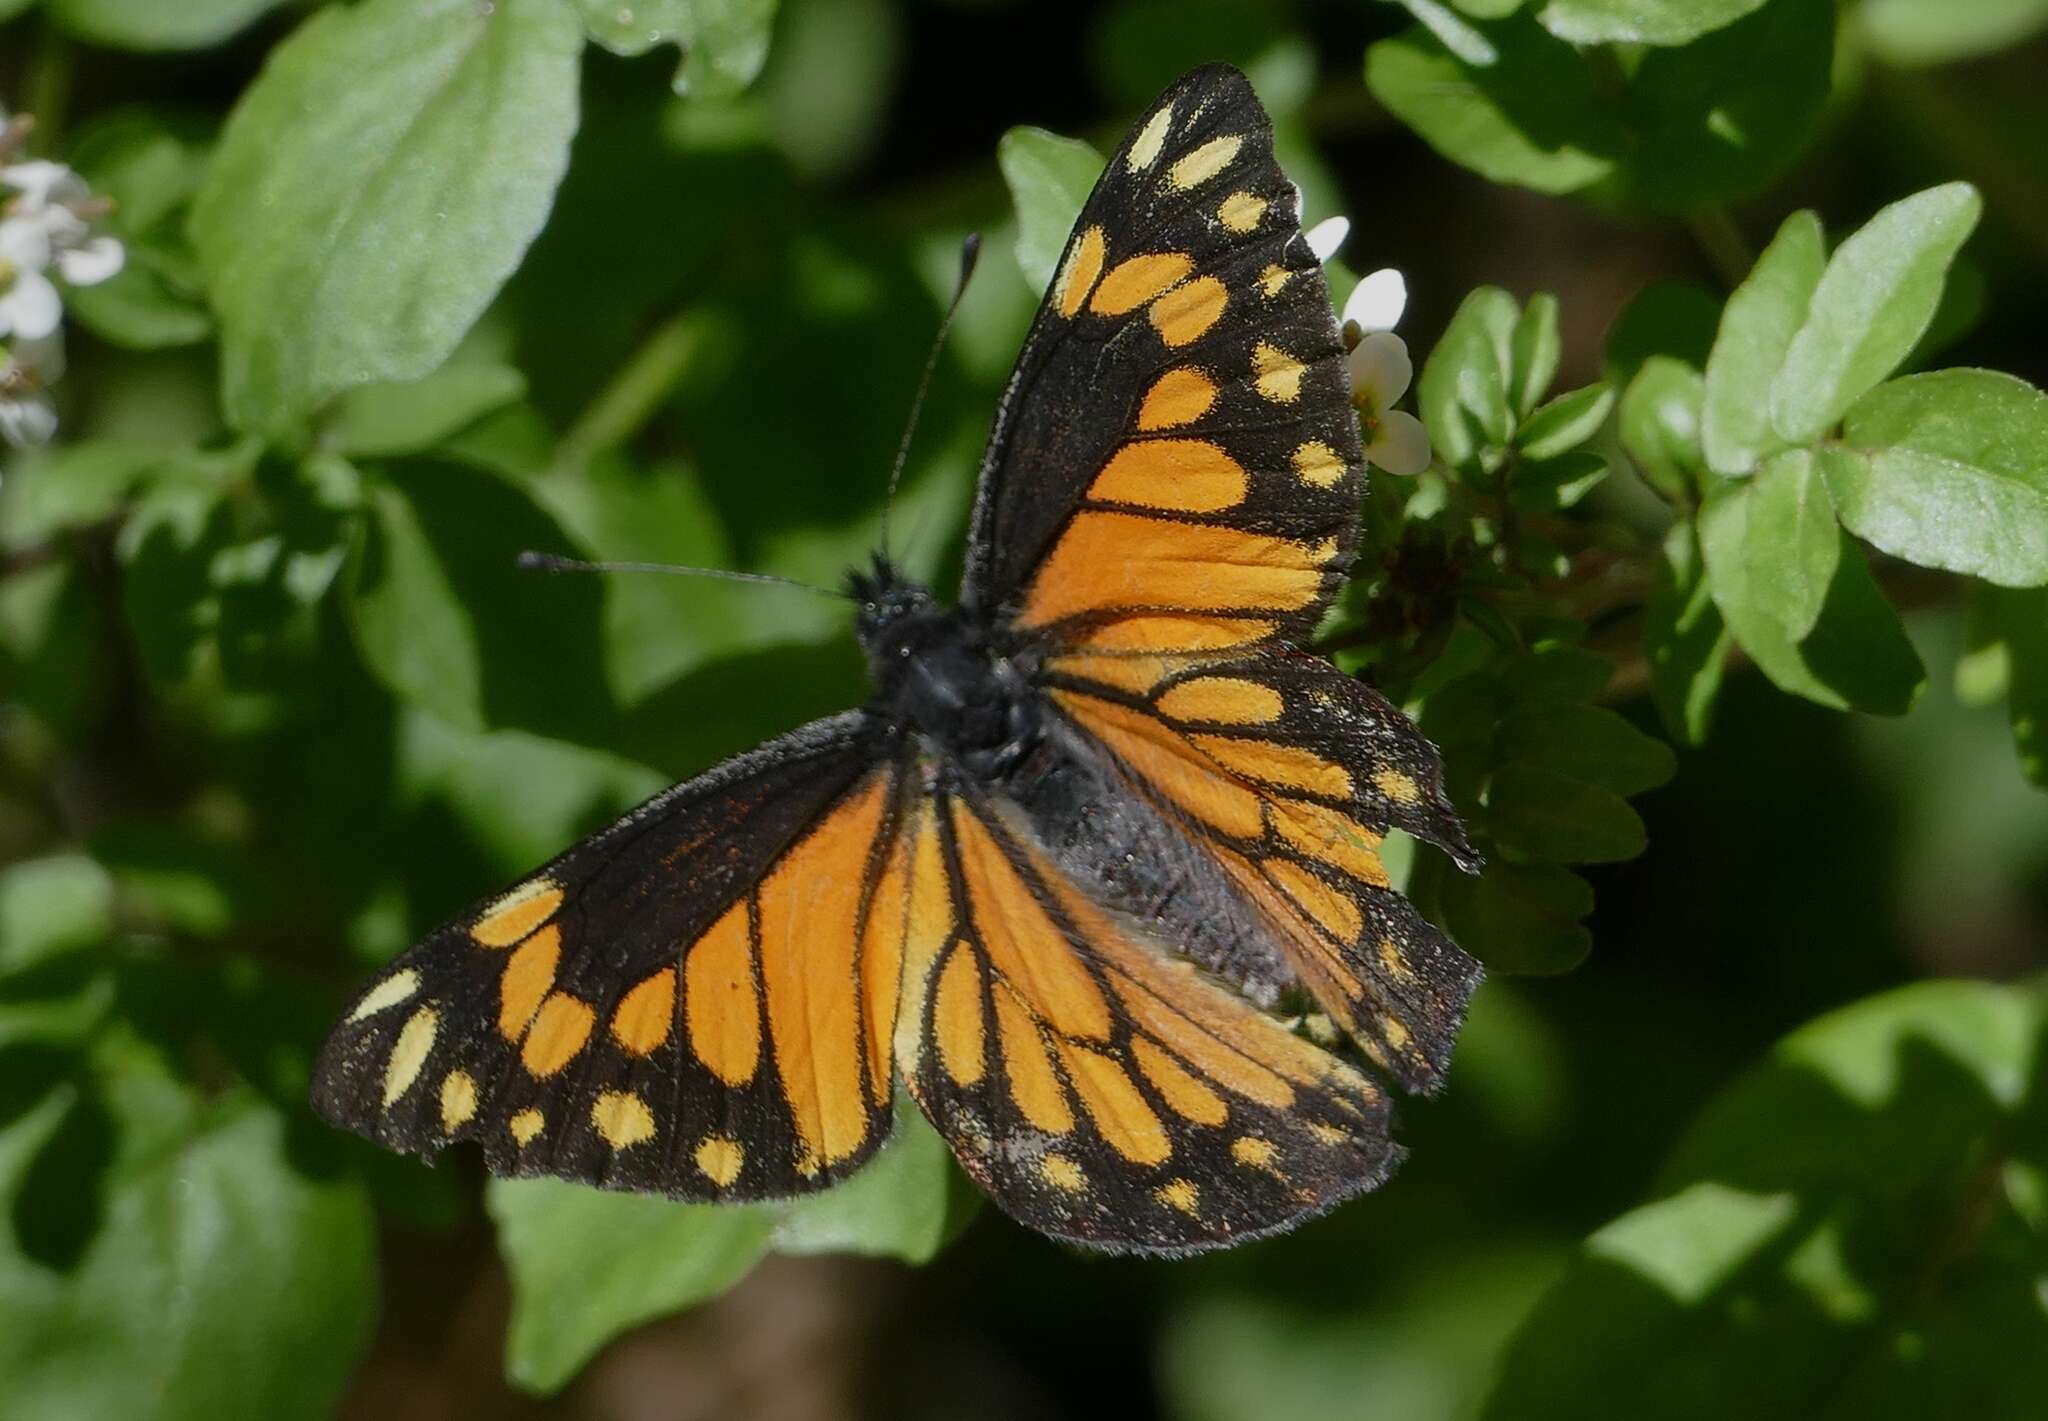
[[1022, 512, 1335, 629]]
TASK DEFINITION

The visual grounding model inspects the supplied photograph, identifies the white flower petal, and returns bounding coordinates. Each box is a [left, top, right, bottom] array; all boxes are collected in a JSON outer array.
[[0, 268, 61, 339], [56, 234, 123, 286], [1343, 266, 1408, 332], [1347, 331, 1413, 407], [1304, 215, 1349, 264], [0, 160, 85, 210], [0, 214, 51, 269], [0, 391, 56, 446], [1365, 409, 1431, 476]]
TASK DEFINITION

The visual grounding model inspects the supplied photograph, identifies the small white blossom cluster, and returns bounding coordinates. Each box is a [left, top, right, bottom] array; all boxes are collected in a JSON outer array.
[[1306, 217, 1431, 478], [0, 104, 125, 448]]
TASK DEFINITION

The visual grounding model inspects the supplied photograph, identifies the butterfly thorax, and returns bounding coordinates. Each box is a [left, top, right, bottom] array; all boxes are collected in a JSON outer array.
[[851, 555, 1039, 778]]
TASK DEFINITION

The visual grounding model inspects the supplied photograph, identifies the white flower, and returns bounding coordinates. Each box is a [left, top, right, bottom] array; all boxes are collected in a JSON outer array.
[[1305, 215, 1349, 264], [1, 158, 86, 212], [1339, 265, 1429, 477], [0, 215, 62, 340], [0, 331, 62, 447]]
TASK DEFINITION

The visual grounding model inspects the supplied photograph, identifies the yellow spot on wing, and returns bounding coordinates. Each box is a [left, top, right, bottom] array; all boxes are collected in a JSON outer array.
[[934, 941, 987, 1086], [1137, 368, 1217, 431], [381, 1006, 438, 1107], [1155, 676, 1285, 726], [1060, 1043, 1171, 1164], [1156, 1177, 1201, 1214], [1054, 225, 1106, 319], [1041, 1154, 1086, 1191], [1218, 190, 1266, 233], [1292, 440, 1346, 488], [1169, 134, 1242, 190], [695, 1134, 745, 1186], [613, 966, 676, 1056], [1258, 263, 1291, 298], [1126, 103, 1174, 171], [510, 1108, 545, 1146], [440, 1070, 477, 1131], [1231, 1135, 1278, 1169], [472, 879, 562, 948], [1378, 936, 1411, 980], [1150, 276, 1227, 347], [1374, 767, 1423, 804], [1089, 440, 1247, 513], [685, 903, 760, 1086], [498, 924, 560, 1041], [1309, 1121, 1348, 1146], [1132, 1037, 1228, 1126], [350, 969, 420, 1021], [1252, 341, 1306, 403], [522, 993, 595, 1077], [1092, 253, 1194, 317], [592, 1090, 657, 1149]]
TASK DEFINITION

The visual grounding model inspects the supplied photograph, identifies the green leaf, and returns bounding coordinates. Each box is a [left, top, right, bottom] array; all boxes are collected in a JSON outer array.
[[1699, 448, 1840, 644], [47, 0, 286, 49], [774, 1108, 962, 1263], [0, 1077, 377, 1421], [1619, 356, 1705, 503], [1365, 20, 1620, 196], [1983, 584, 2048, 785], [1644, 521, 1731, 745], [324, 362, 528, 458], [1495, 703, 1677, 796], [1441, 860, 1594, 975], [1603, 279, 1720, 388], [1515, 382, 1613, 461], [574, 0, 782, 98], [1419, 286, 1522, 471], [1700, 457, 1924, 714], [1702, 211, 1825, 477], [489, 1177, 775, 1394], [62, 108, 214, 349], [1508, 292, 1561, 418], [1772, 183, 1984, 445], [1536, 0, 1767, 44], [0, 441, 165, 550], [1510, 451, 1609, 511], [1622, 0, 1835, 212], [113, 443, 257, 687], [1861, 0, 2048, 68], [1485, 764, 1647, 863], [0, 856, 112, 978], [1483, 981, 2048, 1420], [1823, 369, 2048, 588], [997, 126, 1104, 295], [347, 461, 615, 744], [191, 0, 582, 436]]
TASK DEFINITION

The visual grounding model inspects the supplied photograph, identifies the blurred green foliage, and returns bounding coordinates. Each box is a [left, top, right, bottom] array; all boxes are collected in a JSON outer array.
[[2, 0, 2046, 1416]]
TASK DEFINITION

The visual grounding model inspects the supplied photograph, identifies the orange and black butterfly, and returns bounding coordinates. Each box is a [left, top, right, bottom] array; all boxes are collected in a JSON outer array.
[[313, 64, 1482, 1254]]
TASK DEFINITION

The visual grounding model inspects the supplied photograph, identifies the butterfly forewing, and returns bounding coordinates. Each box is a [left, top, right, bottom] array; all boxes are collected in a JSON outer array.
[[313, 713, 908, 1200]]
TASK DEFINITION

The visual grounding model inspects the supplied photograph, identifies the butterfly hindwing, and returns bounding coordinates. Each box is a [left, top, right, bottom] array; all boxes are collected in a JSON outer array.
[[312, 712, 909, 1200], [897, 786, 1398, 1254], [965, 63, 1363, 653]]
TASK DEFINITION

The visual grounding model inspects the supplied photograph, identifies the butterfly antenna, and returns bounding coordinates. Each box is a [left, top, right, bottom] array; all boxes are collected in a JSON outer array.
[[516, 551, 847, 599], [879, 232, 982, 563]]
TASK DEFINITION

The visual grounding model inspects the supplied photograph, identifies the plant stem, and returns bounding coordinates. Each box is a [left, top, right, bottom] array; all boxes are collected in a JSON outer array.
[[1686, 206, 1752, 289], [552, 310, 703, 475], [23, 21, 73, 153]]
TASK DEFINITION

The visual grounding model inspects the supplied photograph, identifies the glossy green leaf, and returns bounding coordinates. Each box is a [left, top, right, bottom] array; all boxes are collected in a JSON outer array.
[[1365, 21, 1620, 196], [1484, 980, 2048, 1421], [774, 1108, 961, 1263], [0, 856, 112, 977], [1508, 292, 1561, 418], [1536, 0, 1766, 44], [1515, 382, 1613, 461], [325, 362, 528, 458], [1702, 211, 1825, 477], [0, 1077, 376, 1421], [489, 1178, 775, 1395], [575, 0, 782, 98], [1419, 286, 1521, 472], [1644, 522, 1731, 745], [1495, 703, 1677, 796], [1700, 457, 1924, 714], [47, 0, 286, 49], [1772, 183, 1983, 445], [1619, 356, 1705, 503], [1824, 369, 2048, 587], [1486, 764, 1647, 863], [62, 108, 214, 349], [998, 126, 1104, 295], [1623, 0, 1834, 212], [191, 0, 582, 435], [1860, 0, 2048, 67], [0, 441, 165, 550], [347, 461, 615, 744], [1441, 859, 1594, 975]]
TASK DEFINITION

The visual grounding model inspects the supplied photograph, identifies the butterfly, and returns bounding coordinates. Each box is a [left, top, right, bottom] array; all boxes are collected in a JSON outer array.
[[313, 63, 1482, 1255]]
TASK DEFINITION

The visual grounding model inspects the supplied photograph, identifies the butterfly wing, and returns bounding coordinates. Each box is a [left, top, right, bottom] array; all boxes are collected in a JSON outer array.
[[896, 786, 1397, 1254], [312, 712, 913, 1200], [963, 63, 1361, 651]]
